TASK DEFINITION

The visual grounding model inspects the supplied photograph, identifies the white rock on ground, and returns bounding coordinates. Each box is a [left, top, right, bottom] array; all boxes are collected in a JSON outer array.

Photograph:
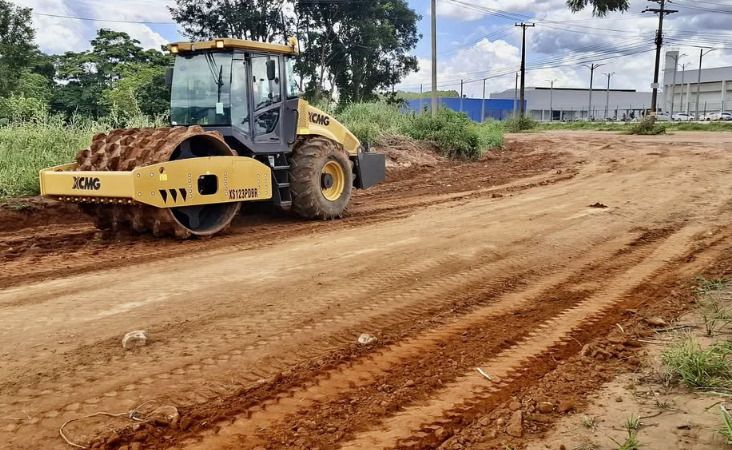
[[122, 330, 148, 350], [358, 333, 377, 344]]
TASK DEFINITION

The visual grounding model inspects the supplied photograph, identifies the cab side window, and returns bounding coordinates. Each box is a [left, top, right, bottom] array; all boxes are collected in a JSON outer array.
[[250, 56, 281, 110], [231, 60, 249, 131]]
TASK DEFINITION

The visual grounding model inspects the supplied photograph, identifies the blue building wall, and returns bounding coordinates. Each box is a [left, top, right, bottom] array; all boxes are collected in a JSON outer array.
[[404, 97, 526, 122]]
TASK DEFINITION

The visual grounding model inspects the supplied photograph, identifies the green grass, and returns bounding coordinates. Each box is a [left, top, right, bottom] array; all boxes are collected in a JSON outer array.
[[661, 335, 732, 388], [0, 114, 165, 199], [336, 102, 408, 145], [0, 116, 100, 198], [537, 120, 732, 133]]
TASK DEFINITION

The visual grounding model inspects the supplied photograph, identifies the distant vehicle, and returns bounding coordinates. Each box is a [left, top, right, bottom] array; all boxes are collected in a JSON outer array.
[[671, 113, 693, 121], [656, 112, 671, 121], [704, 111, 732, 121]]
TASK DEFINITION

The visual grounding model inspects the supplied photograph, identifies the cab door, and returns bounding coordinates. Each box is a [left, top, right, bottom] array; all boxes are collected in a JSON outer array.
[[250, 54, 284, 150]]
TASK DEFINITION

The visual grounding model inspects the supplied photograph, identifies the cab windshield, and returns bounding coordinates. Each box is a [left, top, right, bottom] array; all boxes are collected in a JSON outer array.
[[171, 52, 232, 126]]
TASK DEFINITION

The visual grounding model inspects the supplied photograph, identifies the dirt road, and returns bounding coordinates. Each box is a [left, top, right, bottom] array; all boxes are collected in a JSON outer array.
[[1, 131, 732, 450]]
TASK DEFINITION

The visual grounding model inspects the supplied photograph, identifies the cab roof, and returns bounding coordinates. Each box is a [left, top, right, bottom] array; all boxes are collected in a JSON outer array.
[[168, 38, 298, 55]]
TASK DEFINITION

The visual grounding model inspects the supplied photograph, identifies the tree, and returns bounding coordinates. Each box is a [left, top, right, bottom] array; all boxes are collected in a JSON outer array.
[[297, 0, 421, 104], [0, 0, 37, 97], [565, 0, 629, 16], [53, 29, 171, 117], [169, 0, 292, 43], [103, 63, 170, 119]]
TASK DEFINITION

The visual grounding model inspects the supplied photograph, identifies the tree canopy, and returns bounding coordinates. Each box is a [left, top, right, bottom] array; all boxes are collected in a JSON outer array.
[[0, 0, 37, 97], [297, 0, 420, 104], [565, 0, 629, 16], [53, 29, 171, 117], [169, 0, 292, 43]]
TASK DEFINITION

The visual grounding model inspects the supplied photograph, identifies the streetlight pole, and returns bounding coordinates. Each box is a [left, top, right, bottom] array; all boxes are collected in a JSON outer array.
[[680, 62, 691, 113], [546, 79, 557, 122], [695, 47, 716, 120], [603, 72, 615, 120], [669, 53, 686, 116], [583, 63, 604, 120]]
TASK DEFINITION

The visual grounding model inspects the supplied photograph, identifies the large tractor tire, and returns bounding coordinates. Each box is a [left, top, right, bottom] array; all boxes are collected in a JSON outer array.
[[289, 137, 353, 219], [76, 126, 240, 238]]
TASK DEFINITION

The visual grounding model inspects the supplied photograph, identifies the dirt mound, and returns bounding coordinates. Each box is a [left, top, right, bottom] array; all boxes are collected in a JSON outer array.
[[0, 197, 83, 231], [374, 136, 445, 169]]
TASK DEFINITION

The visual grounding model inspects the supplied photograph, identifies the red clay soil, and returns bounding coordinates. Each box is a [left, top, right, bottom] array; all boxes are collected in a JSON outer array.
[[0, 139, 572, 289], [3, 131, 732, 450]]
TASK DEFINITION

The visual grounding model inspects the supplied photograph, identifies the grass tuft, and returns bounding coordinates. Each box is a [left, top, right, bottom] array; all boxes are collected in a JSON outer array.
[[661, 335, 732, 388], [696, 276, 729, 295], [719, 405, 732, 445], [581, 415, 598, 431]]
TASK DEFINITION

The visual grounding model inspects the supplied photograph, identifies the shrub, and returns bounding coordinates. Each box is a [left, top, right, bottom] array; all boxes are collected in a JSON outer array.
[[402, 107, 490, 160], [627, 117, 666, 135], [334, 103, 503, 160], [504, 114, 538, 133]]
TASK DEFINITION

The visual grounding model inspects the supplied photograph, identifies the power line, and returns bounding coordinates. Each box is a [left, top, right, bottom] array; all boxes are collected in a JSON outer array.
[[32, 11, 176, 24]]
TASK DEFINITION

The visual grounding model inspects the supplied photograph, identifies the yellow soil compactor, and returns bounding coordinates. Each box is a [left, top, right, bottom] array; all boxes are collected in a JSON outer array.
[[39, 39, 385, 238]]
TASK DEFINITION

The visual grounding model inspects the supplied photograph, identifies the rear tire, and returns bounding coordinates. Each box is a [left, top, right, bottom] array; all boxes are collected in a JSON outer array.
[[289, 137, 353, 219]]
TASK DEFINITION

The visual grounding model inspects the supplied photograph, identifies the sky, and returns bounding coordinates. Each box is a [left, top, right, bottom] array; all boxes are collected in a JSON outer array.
[[13, 0, 732, 98]]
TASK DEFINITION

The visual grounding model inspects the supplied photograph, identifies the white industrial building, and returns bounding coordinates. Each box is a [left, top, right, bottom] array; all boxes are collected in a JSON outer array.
[[489, 86, 652, 121], [663, 50, 732, 117]]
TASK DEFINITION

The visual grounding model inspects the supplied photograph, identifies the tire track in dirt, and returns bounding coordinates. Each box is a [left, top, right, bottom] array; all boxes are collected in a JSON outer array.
[[0, 156, 575, 290], [340, 225, 700, 450], [0, 221, 582, 449], [131, 225, 683, 450]]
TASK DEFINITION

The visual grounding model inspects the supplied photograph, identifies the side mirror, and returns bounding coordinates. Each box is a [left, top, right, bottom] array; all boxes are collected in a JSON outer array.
[[266, 60, 276, 81], [165, 67, 174, 87]]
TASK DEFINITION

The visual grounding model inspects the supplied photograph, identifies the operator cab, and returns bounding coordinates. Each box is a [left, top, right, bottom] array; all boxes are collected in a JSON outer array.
[[167, 39, 300, 155]]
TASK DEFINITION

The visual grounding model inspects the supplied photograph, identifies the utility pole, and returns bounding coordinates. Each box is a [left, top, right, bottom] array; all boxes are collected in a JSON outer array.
[[695, 47, 716, 120], [680, 62, 691, 113], [459, 79, 464, 112], [643, 0, 677, 117], [582, 63, 604, 120], [481, 78, 486, 123], [546, 79, 557, 122], [431, 0, 437, 117], [515, 22, 535, 116], [603, 72, 615, 120], [513, 72, 518, 116], [669, 53, 686, 116]]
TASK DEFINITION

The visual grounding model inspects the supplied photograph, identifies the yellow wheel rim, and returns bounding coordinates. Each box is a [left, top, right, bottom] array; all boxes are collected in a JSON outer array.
[[321, 160, 346, 202]]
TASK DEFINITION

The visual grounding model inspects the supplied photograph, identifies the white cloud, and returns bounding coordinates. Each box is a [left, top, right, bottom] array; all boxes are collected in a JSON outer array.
[[14, 0, 173, 53]]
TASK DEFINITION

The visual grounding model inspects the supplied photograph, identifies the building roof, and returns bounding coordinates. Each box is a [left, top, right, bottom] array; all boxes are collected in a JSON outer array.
[[497, 87, 640, 93]]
